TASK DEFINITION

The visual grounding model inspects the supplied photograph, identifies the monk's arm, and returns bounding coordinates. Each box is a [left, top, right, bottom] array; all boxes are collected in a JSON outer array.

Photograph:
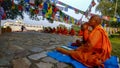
[[89, 30, 103, 53], [90, 30, 102, 46], [76, 30, 102, 52]]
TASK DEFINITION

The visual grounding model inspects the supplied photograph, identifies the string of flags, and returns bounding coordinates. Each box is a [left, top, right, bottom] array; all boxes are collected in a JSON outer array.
[[0, 0, 120, 25], [53, 0, 120, 23]]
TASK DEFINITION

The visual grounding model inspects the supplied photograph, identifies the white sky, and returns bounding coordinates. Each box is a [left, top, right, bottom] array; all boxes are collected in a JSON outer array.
[[58, 0, 99, 21], [1, 0, 100, 28]]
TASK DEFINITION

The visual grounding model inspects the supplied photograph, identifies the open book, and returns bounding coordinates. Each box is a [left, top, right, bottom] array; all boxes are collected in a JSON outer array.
[[61, 46, 74, 50]]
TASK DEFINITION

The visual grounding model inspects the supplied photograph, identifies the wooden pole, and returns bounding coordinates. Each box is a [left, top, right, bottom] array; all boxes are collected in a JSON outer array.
[[114, 0, 118, 17]]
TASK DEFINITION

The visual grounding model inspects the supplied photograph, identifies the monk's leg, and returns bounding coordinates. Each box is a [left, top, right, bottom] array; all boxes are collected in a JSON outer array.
[[56, 47, 71, 55]]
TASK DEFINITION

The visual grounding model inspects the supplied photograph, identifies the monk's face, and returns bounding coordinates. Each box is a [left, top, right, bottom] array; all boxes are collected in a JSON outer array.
[[83, 23, 89, 30], [89, 15, 101, 27], [89, 17, 96, 27]]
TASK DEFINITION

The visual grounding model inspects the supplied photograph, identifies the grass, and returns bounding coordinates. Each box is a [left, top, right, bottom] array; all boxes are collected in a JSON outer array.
[[110, 35, 120, 62]]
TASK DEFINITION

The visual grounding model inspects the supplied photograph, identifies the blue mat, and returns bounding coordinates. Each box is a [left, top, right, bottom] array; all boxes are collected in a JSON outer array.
[[47, 50, 87, 68], [47, 50, 119, 68]]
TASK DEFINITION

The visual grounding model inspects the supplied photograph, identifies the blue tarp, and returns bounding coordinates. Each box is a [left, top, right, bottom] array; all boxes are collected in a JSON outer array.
[[47, 50, 119, 68]]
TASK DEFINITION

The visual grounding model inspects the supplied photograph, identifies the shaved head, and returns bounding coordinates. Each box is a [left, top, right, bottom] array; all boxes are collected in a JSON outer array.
[[89, 15, 102, 27]]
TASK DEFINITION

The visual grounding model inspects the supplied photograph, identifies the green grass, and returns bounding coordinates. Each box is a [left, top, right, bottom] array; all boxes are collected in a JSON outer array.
[[110, 36, 120, 62]]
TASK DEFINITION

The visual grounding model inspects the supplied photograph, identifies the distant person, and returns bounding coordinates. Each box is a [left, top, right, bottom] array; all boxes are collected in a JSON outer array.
[[44, 27, 49, 33], [69, 28, 76, 36], [52, 27, 56, 33], [62, 27, 68, 35], [57, 27, 62, 34], [48, 27, 53, 33], [21, 25, 25, 32]]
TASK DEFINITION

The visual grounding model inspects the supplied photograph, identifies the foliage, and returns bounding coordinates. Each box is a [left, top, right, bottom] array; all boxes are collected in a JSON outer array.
[[0, 0, 45, 20], [0, 0, 24, 19], [96, 0, 120, 17], [0, 0, 59, 23], [96, 0, 120, 27], [96, 0, 115, 17], [71, 25, 80, 32], [110, 36, 120, 61], [110, 21, 120, 27], [58, 24, 66, 28]]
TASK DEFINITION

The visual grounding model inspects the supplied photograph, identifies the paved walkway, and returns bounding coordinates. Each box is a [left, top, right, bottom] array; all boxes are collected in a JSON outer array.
[[0, 32, 76, 68]]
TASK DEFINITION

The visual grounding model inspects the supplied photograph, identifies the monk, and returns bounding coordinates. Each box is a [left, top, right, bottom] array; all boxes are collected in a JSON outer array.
[[44, 27, 49, 33], [56, 15, 112, 68], [78, 23, 87, 36], [82, 23, 92, 43], [56, 27, 60, 34], [69, 28, 76, 36], [59, 27, 62, 34], [62, 27, 68, 35], [52, 27, 56, 33], [72, 22, 90, 46], [77, 22, 90, 43], [57, 27, 62, 34], [78, 29, 83, 36], [48, 27, 53, 33]]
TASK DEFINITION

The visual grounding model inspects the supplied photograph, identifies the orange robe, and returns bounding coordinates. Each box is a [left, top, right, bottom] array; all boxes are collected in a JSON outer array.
[[78, 29, 83, 36], [57, 27, 62, 34], [69, 29, 76, 36], [78, 29, 89, 43], [44, 28, 49, 33], [52, 28, 56, 33], [57, 27, 60, 34], [83, 29, 89, 43], [70, 25, 112, 67], [59, 27, 62, 34], [63, 28, 68, 35]]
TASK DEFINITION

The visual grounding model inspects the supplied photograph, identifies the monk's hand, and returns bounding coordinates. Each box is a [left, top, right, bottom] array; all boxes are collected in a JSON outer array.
[[56, 47, 61, 51], [88, 26, 93, 31]]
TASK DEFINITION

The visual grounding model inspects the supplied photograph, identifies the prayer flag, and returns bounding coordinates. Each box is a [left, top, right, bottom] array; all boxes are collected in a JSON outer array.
[[0, 7, 4, 16], [50, 0, 58, 4], [113, 18, 117, 22], [117, 18, 120, 22], [75, 9, 79, 14], [56, 6, 64, 10], [102, 16, 110, 21], [91, 0, 96, 7], [71, 17, 74, 24], [64, 6, 68, 12], [29, 0, 35, 5], [25, 0, 29, 3]]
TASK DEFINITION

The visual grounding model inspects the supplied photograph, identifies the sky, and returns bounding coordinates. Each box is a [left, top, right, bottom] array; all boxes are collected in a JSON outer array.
[[1, 0, 99, 28], [58, 0, 99, 21]]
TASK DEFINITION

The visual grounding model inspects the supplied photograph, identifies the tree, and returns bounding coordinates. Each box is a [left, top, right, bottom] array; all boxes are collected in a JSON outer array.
[[96, 0, 120, 17], [96, 0, 115, 17], [0, 0, 44, 34], [71, 24, 80, 32], [0, 0, 24, 19], [96, 0, 120, 27], [0, 0, 45, 20]]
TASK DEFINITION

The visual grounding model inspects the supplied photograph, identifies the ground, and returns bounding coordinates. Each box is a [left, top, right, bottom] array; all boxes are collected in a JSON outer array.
[[0, 32, 120, 68], [0, 32, 75, 68], [110, 34, 120, 62]]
